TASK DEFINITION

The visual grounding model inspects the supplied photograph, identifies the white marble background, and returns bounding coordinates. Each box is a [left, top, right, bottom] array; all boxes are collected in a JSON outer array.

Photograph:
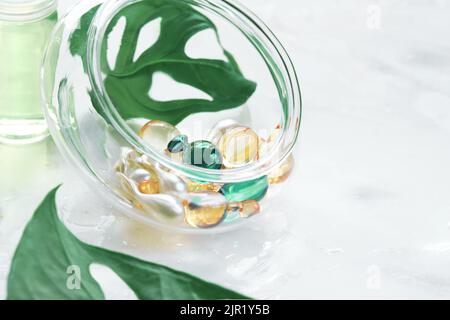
[[1, 0, 450, 299]]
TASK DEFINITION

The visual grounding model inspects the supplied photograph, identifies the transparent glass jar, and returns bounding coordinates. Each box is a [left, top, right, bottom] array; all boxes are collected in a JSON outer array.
[[0, 0, 57, 144], [42, 0, 301, 233]]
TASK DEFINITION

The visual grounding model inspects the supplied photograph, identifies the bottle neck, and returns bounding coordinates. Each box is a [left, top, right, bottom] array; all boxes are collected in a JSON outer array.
[[0, 0, 56, 22]]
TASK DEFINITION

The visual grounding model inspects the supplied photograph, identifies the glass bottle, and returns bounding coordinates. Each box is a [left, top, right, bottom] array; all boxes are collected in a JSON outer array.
[[0, 0, 57, 144]]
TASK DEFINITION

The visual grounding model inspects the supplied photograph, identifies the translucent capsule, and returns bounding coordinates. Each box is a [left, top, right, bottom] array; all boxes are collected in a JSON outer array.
[[267, 124, 282, 144], [138, 180, 160, 194], [139, 155, 188, 195], [185, 204, 227, 228], [117, 173, 184, 218], [257, 138, 268, 159], [117, 171, 138, 202], [187, 180, 222, 193], [139, 120, 181, 151], [184, 140, 222, 170], [115, 151, 187, 218], [115, 148, 139, 174], [167, 134, 188, 153], [217, 126, 260, 168], [164, 148, 184, 163], [207, 119, 240, 145], [268, 154, 295, 185], [127, 167, 151, 182], [240, 200, 261, 218], [184, 192, 227, 228], [220, 176, 269, 202], [259, 124, 282, 158], [226, 200, 260, 218], [124, 162, 160, 195], [126, 118, 149, 134]]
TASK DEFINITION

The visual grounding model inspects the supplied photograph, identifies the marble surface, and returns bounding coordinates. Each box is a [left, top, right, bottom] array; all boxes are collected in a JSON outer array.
[[2, 0, 450, 299]]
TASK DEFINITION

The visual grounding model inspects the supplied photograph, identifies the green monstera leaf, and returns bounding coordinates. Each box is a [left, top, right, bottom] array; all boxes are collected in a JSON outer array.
[[70, 0, 256, 125], [7, 187, 248, 300], [69, 6, 98, 72]]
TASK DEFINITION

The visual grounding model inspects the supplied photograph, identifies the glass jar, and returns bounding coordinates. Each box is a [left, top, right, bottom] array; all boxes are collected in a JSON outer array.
[[0, 0, 57, 144], [42, 0, 301, 233]]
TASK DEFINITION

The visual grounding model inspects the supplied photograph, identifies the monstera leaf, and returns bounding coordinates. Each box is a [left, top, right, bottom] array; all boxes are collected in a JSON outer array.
[[70, 0, 256, 125], [7, 187, 248, 300], [69, 5, 98, 72]]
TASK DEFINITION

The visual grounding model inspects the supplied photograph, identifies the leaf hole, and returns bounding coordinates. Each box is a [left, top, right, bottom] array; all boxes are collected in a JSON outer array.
[[89, 263, 137, 300], [149, 71, 213, 102], [185, 29, 228, 61], [133, 18, 162, 62], [106, 16, 126, 70]]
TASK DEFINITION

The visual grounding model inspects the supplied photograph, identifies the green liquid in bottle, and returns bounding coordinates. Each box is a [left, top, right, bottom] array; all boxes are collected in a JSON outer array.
[[0, 7, 57, 144]]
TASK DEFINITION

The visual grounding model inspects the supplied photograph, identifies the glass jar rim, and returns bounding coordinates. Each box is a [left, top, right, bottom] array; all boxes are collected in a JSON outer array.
[[0, 0, 56, 21], [86, 0, 302, 183]]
